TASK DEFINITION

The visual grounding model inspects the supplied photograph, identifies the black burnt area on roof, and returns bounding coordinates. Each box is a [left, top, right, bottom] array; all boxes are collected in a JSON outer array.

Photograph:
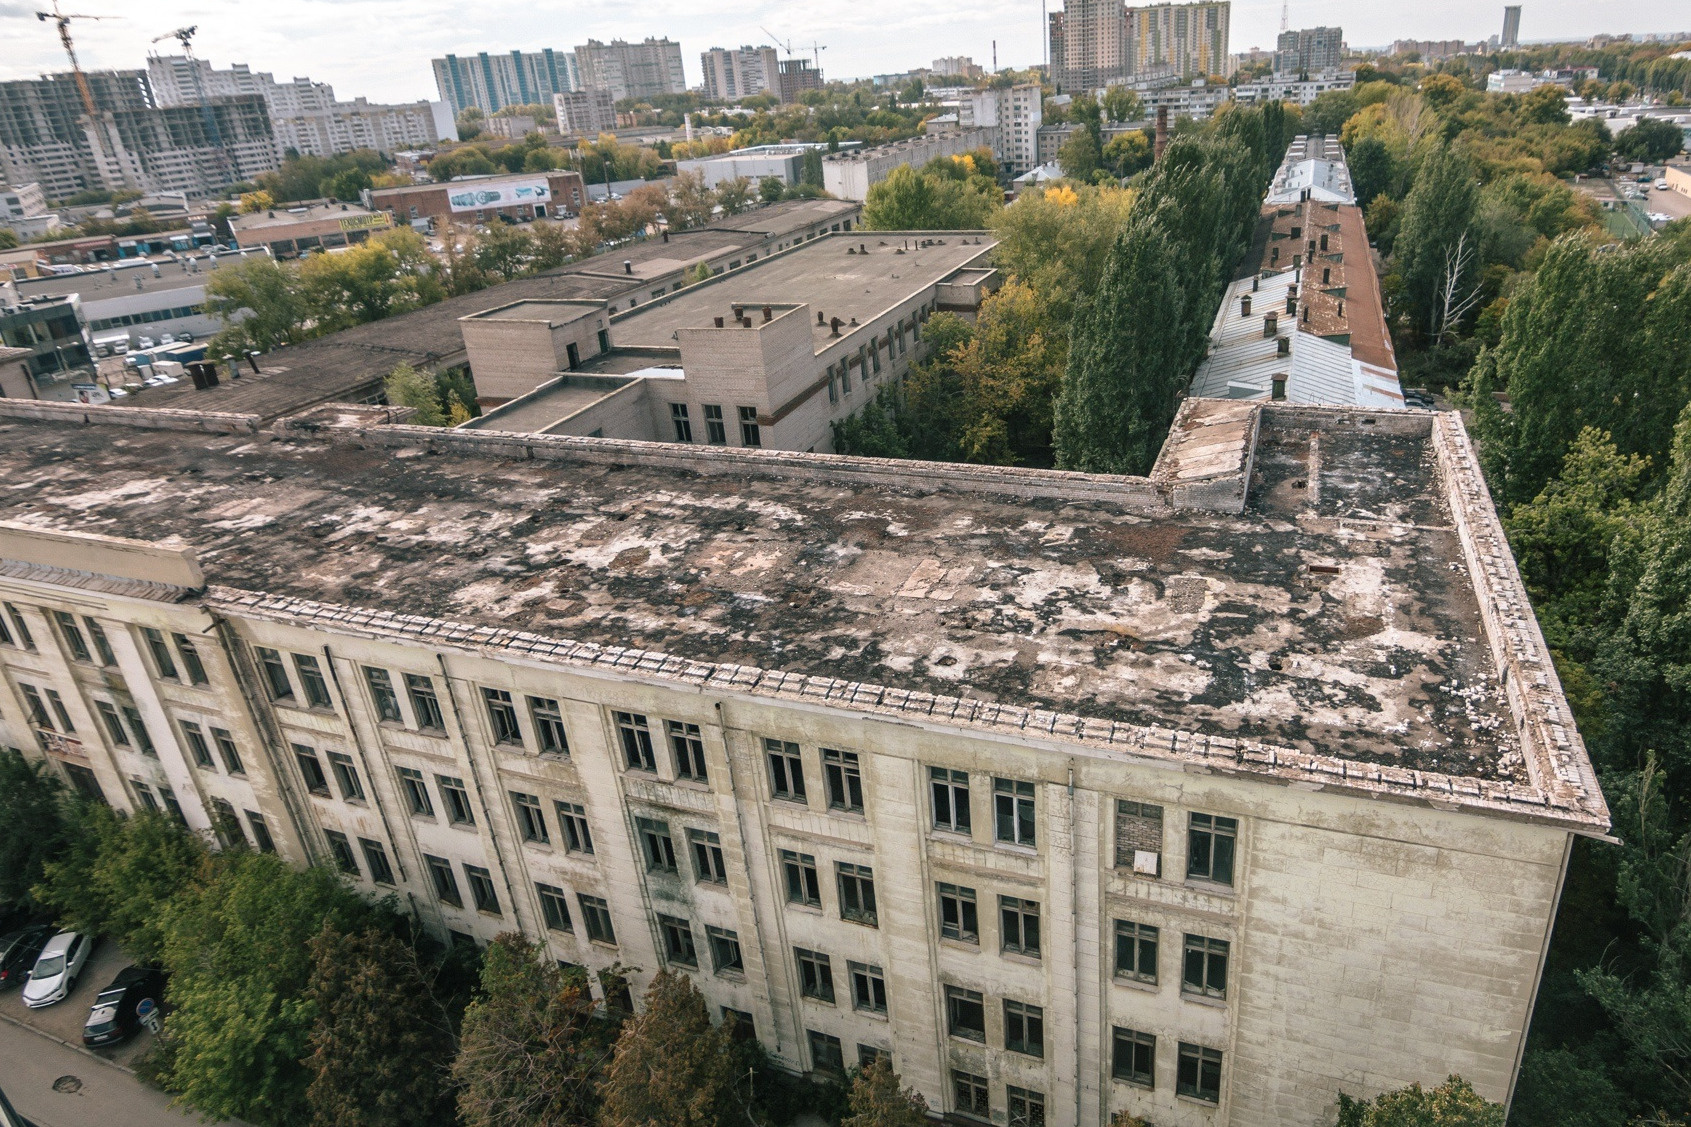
[[0, 412, 1515, 778]]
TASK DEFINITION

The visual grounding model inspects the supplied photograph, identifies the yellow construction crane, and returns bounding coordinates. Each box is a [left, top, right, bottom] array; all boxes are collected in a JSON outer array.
[[36, 1, 114, 120]]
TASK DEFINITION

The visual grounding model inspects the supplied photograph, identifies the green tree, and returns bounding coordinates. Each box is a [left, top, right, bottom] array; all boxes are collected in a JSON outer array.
[[385, 362, 447, 426], [1053, 215, 1188, 474], [598, 971, 737, 1127], [832, 383, 910, 458], [1346, 136, 1400, 213], [668, 171, 718, 229], [715, 176, 754, 215], [299, 227, 445, 331], [989, 184, 1136, 328], [1102, 130, 1153, 178], [1391, 140, 1481, 342], [304, 926, 459, 1127], [1617, 117, 1686, 162], [801, 149, 825, 189], [842, 1058, 928, 1127], [1100, 86, 1144, 123], [157, 854, 385, 1127], [453, 934, 612, 1127], [1058, 128, 1103, 180], [1336, 1076, 1504, 1127], [863, 164, 997, 230], [1464, 236, 1691, 508], [34, 805, 204, 964], [320, 167, 373, 202], [203, 256, 312, 354], [0, 750, 66, 916], [758, 175, 786, 204], [1504, 428, 1650, 649], [0, 228, 19, 250], [1520, 84, 1571, 126]]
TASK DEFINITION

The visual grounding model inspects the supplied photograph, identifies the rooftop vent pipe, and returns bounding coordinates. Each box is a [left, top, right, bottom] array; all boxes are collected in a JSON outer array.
[[714, 316, 724, 327], [830, 317, 842, 337], [762, 306, 773, 322], [1277, 335, 1290, 357], [817, 311, 826, 325], [1240, 294, 1252, 317], [1263, 312, 1278, 338]]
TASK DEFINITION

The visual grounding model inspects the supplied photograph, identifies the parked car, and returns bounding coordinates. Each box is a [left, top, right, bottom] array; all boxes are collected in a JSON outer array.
[[137, 335, 155, 349], [21, 931, 94, 1008], [0, 926, 55, 991], [81, 966, 166, 1047]]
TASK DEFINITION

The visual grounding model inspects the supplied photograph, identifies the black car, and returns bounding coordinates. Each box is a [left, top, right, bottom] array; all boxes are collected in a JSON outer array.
[[81, 965, 167, 1048], [0, 926, 55, 991]]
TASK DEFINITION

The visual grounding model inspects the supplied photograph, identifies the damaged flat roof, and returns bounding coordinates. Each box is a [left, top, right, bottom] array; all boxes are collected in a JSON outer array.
[[0, 407, 1523, 786]]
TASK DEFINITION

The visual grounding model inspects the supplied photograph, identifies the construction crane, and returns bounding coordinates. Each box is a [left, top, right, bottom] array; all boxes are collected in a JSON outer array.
[[150, 25, 227, 165], [36, 1, 114, 119], [759, 27, 828, 72]]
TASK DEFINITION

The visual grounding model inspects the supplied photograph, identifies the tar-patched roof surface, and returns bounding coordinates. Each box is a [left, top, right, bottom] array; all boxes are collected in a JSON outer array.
[[0, 406, 1519, 784]]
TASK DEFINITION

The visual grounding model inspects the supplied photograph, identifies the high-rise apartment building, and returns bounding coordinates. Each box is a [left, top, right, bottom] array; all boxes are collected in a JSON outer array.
[[959, 84, 1043, 174], [0, 71, 278, 201], [1272, 26, 1343, 76], [431, 50, 581, 117], [932, 57, 985, 79], [1127, 1, 1233, 80], [149, 56, 446, 159], [1502, 6, 1522, 49], [573, 39, 687, 104], [699, 46, 781, 101], [554, 89, 618, 138], [1049, 0, 1129, 91]]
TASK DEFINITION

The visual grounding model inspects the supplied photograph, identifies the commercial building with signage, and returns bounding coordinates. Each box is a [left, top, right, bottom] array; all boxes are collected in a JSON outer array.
[[370, 171, 587, 228], [228, 203, 394, 260]]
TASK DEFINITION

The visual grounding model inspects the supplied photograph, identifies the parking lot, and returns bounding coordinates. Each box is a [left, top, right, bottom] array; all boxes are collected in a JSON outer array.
[[1578, 165, 1691, 229], [0, 938, 158, 1070]]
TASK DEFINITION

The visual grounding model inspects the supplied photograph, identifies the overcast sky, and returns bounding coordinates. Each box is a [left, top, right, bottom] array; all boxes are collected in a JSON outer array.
[[0, 0, 1680, 105]]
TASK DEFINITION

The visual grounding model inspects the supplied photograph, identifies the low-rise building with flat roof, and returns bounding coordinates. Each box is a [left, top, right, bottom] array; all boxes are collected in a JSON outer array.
[[370, 170, 587, 228], [230, 203, 394, 260], [462, 231, 1000, 451], [12, 248, 260, 347], [821, 130, 992, 201], [677, 144, 835, 190], [100, 198, 864, 420]]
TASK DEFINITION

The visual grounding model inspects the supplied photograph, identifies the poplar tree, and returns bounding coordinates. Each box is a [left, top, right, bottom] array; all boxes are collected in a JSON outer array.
[[1391, 140, 1480, 341], [1052, 215, 1188, 474]]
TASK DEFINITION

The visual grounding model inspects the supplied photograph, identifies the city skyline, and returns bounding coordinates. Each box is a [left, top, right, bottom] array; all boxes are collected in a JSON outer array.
[[0, 0, 1681, 112]]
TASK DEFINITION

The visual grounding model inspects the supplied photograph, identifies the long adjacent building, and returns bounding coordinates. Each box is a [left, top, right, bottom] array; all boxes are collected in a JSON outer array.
[[1191, 134, 1403, 407], [0, 384, 1607, 1125]]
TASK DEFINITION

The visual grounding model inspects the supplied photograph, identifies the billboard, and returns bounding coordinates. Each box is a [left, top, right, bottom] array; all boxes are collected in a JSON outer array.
[[447, 179, 553, 214]]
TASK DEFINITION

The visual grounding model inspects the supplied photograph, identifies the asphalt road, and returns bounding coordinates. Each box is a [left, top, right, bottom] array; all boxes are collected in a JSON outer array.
[[0, 1018, 210, 1127]]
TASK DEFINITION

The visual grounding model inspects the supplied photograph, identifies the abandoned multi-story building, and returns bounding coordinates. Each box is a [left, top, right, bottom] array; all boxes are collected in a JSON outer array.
[[0, 390, 1606, 1127]]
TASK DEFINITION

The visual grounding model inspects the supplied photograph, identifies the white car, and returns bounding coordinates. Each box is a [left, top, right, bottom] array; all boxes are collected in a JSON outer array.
[[22, 931, 94, 1009]]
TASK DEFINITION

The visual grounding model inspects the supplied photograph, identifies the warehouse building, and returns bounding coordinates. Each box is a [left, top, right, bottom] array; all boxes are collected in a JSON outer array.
[[229, 204, 393, 260], [0, 390, 1608, 1126]]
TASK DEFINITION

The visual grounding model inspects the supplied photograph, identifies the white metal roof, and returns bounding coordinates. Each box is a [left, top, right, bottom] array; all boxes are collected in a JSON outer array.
[[1190, 269, 1404, 409]]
